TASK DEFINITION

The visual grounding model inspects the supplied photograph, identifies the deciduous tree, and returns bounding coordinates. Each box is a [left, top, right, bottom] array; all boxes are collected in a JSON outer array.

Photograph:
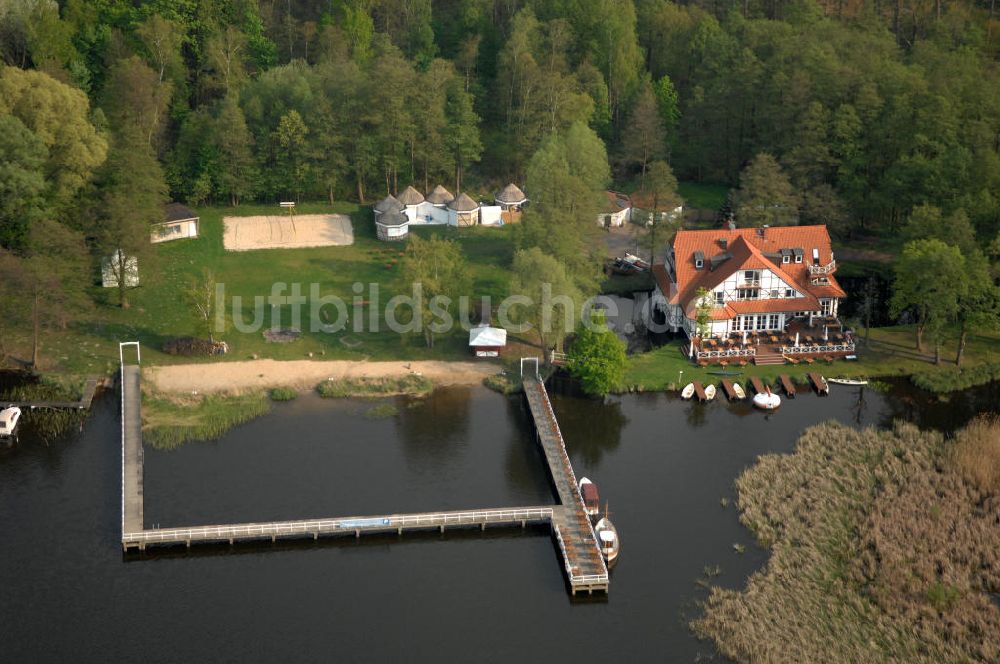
[[509, 247, 582, 356], [400, 234, 469, 348], [890, 239, 967, 360], [568, 311, 626, 395], [735, 153, 800, 227]]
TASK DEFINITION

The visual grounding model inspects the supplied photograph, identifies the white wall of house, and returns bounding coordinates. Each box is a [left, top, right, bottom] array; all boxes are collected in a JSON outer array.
[[448, 208, 479, 226], [479, 205, 503, 225], [151, 219, 199, 243], [710, 267, 800, 304], [405, 202, 449, 225], [597, 208, 630, 228]]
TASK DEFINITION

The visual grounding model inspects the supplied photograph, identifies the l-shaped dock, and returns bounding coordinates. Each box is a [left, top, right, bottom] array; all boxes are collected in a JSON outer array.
[[120, 359, 609, 596]]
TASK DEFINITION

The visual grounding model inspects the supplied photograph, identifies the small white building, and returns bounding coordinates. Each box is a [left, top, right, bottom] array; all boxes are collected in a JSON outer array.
[[469, 325, 507, 357], [598, 191, 632, 227], [151, 203, 199, 243], [375, 210, 409, 241], [101, 250, 139, 288]]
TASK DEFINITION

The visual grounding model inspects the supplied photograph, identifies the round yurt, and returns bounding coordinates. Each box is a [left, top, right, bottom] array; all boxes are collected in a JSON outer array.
[[425, 184, 455, 208], [375, 209, 409, 241], [397, 185, 425, 207], [448, 193, 481, 227], [373, 194, 404, 220], [494, 183, 527, 210]]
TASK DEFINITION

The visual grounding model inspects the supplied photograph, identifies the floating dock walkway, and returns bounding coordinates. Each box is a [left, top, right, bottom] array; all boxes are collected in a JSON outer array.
[[779, 375, 796, 398], [3, 378, 101, 410], [120, 355, 609, 596]]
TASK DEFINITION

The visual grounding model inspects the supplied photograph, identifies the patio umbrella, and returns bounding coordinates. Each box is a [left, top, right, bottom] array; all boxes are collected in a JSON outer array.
[[823, 325, 828, 342], [689, 340, 695, 358], [742, 330, 747, 345], [795, 332, 800, 346]]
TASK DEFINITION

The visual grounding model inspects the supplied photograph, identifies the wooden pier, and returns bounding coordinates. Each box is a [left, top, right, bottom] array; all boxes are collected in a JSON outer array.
[[691, 380, 708, 402], [3, 378, 101, 410], [720, 379, 740, 401], [749, 376, 767, 395], [522, 374, 610, 595], [778, 375, 796, 398], [119, 358, 609, 596], [808, 372, 829, 395]]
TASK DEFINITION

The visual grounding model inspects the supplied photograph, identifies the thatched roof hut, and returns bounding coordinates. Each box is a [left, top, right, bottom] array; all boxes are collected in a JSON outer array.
[[448, 192, 480, 212], [425, 184, 455, 206], [494, 183, 527, 207], [397, 185, 425, 206], [374, 194, 404, 214]]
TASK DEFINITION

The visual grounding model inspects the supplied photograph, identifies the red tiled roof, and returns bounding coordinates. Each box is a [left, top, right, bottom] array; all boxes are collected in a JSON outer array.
[[683, 296, 821, 320], [602, 190, 631, 214], [671, 226, 846, 315]]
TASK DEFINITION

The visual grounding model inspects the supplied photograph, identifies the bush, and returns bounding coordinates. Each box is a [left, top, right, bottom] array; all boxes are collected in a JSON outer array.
[[911, 360, 1000, 393], [269, 387, 298, 401], [316, 374, 433, 398], [163, 337, 215, 356]]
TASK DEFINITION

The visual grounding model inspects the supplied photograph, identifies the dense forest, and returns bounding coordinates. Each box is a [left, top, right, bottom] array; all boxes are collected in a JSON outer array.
[[1, 0, 1000, 359]]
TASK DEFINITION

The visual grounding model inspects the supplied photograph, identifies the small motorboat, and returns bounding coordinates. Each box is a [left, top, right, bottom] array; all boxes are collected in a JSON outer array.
[[828, 378, 868, 386], [732, 382, 747, 400], [752, 387, 781, 411], [681, 383, 695, 400], [703, 384, 717, 401], [0, 406, 21, 437], [594, 504, 619, 565], [579, 477, 600, 518]]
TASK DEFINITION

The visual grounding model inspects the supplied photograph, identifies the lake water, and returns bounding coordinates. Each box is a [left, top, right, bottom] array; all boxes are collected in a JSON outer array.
[[1, 377, 996, 663]]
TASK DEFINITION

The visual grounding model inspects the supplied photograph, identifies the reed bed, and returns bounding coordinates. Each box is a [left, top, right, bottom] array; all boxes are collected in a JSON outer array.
[[911, 360, 1000, 393], [142, 390, 270, 449], [315, 374, 433, 398], [692, 419, 1000, 663]]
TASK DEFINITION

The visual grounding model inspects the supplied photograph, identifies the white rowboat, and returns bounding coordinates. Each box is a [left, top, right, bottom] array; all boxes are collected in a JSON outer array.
[[828, 378, 868, 386], [733, 383, 747, 400], [681, 383, 695, 400], [0, 406, 21, 437], [703, 384, 717, 401]]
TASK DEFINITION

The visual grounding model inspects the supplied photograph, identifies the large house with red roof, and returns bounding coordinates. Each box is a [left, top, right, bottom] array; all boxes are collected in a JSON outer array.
[[651, 225, 852, 363]]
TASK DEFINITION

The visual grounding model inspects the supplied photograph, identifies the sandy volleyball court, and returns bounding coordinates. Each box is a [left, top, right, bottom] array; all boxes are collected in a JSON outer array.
[[223, 214, 354, 251], [145, 359, 498, 394]]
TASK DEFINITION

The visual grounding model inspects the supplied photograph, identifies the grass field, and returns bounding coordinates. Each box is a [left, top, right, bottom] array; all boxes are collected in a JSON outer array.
[[5, 202, 517, 376], [624, 325, 1000, 392], [677, 181, 729, 210]]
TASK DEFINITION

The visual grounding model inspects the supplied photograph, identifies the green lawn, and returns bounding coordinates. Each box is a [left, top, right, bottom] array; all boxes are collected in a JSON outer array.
[[8, 202, 518, 376], [677, 181, 729, 210], [624, 325, 1000, 392]]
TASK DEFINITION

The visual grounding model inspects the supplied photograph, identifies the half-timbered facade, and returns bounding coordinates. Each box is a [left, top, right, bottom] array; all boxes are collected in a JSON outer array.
[[651, 225, 846, 340]]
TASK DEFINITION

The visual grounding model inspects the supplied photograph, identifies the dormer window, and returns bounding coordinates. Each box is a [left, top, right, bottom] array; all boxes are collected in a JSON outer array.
[[782, 255, 790, 263], [812, 248, 820, 265], [795, 254, 802, 263], [694, 250, 704, 270]]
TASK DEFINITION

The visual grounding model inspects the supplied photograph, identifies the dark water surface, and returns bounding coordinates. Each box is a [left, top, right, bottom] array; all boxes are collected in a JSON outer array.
[[1, 377, 996, 663]]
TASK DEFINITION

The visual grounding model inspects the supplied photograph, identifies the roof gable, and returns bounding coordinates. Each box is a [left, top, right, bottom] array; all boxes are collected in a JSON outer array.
[[671, 225, 845, 310]]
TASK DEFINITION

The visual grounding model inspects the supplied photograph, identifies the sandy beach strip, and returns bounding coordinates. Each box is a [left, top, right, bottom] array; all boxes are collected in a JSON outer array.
[[145, 359, 499, 394]]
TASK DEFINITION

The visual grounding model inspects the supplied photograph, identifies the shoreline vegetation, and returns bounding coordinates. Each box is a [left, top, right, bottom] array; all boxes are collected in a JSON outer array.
[[316, 374, 433, 398], [692, 418, 1000, 663], [141, 390, 270, 449]]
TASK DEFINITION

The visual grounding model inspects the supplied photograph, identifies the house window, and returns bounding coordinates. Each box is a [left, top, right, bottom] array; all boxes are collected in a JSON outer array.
[[740, 316, 753, 331], [755, 315, 767, 330], [785, 288, 795, 298], [744, 270, 760, 283], [782, 255, 790, 263], [795, 254, 802, 263], [695, 258, 704, 268], [769, 289, 779, 298], [820, 299, 834, 316], [737, 288, 758, 300], [768, 314, 779, 329], [715, 291, 724, 306]]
